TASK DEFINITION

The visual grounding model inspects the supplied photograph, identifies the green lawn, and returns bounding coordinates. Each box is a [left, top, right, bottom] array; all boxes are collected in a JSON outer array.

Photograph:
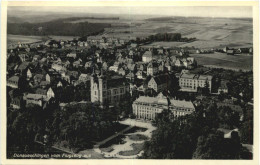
[[128, 134, 148, 141], [118, 143, 144, 156]]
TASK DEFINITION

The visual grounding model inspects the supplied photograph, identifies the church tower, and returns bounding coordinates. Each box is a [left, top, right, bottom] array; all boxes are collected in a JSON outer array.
[[90, 68, 99, 103], [97, 69, 107, 104]]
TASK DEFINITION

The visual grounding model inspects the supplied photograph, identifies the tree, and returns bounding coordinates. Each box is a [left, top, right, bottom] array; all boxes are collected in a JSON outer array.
[[240, 120, 253, 144], [193, 130, 241, 159]]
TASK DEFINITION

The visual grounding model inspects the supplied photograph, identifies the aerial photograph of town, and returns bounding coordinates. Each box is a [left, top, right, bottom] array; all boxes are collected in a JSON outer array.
[[5, 5, 254, 160]]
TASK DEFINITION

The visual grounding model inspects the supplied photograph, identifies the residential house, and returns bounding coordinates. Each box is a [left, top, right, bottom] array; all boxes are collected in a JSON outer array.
[[218, 81, 229, 94], [27, 68, 32, 79], [67, 52, 77, 59], [147, 62, 159, 76], [136, 71, 146, 79], [148, 74, 170, 92], [10, 96, 24, 109], [118, 68, 127, 76], [34, 74, 45, 84], [142, 51, 153, 63], [227, 50, 234, 55], [7, 76, 22, 89]]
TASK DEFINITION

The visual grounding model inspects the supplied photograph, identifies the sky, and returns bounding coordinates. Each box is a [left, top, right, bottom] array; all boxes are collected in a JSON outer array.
[[8, 6, 252, 18]]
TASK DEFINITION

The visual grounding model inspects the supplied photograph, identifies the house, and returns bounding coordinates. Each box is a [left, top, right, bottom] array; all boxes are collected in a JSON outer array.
[[18, 54, 28, 62], [236, 48, 250, 54], [109, 65, 119, 72], [175, 59, 183, 67], [126, 72, 136, 81], [136, 71, 147, 79], [165, 61, 172, 71], [34, 74, 44, 84], [118, 68, 127, 76], [7, 76, 22, 89], [139, 64, 146, 71], [78, 73, 91, 83], [52, 63, 67, 73], [85, 61, 92, 69], [24, 93, 49, 107], [147, 62, 159, 76], [67, 52, 77, 59], [227, 50, 234, 55], [157, 49, 164, 54], [45, 73, 53, 83], [127, 64, 136, 72], [148, 74, 170, 92], [27, 68, 32, 79], [10, 96, 24, 109], [39, 80, 50, 88], [67, 71, 79, 79], [73, 60, 81, 68], [142, 51, 153, 63], [218, 81, 229, 94], [131, 43, 137, 48], [32, 55, 41, 62], [17, 61, 30, 74], [47, 87, 55, 99], [36, 88, 47, 95]]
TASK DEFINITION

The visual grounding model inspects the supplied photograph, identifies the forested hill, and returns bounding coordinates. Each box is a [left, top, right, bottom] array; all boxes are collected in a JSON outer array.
[[7, 18, 111, 36]]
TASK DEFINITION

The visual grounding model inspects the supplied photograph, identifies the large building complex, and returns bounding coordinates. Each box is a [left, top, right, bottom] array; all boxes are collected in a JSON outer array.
[[90, 71, 130, 104], [132, 93, 195, 120], [179, 72, 213, 93]]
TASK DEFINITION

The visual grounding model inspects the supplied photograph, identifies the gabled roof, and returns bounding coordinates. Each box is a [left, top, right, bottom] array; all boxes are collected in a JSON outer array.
[[143, 51, 153, 57], [8, 76, 20, 82]]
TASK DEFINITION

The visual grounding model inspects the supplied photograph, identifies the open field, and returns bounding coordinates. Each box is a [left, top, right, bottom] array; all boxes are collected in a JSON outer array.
[[7, 34, 43, 45], [103, 17, 252, 49], [7, 16, 252, 49], [189, 52, 253, 71], [49, 35, 78, 41], [142, 41, 186, 48]]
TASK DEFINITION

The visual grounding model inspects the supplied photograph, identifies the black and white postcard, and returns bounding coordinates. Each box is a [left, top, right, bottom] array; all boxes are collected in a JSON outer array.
[[1, 1, 259, 165]]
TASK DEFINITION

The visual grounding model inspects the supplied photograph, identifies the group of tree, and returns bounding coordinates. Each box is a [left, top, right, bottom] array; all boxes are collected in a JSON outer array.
[[7, 19, 110, 36], [7, 101, 121, 156], [142, 102, 252, 159], [135, 33, 196, 44]]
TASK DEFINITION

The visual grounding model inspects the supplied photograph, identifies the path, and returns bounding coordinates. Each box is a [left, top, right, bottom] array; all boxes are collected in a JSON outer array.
[[94, 119, 157, 158], [94, 125, 134, 148]]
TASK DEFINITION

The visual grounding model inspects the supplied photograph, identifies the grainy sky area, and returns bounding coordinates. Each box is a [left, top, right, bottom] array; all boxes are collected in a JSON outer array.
[[8, 6, 252, 18]]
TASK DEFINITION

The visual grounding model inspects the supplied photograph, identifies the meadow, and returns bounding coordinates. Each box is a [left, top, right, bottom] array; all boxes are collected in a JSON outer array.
[[7, 34, 43, 45], [189, 52, 253, 71]]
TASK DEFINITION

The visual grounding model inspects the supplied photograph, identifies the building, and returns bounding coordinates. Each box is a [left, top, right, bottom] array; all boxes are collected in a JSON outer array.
[[147, 62, 159, 76], [218, 81, 229, 94], [90, 71, 129, 105], [132, 93, 195, 120], [27, 68, 32, 79], [24, 93, 48, 107], [10, 96, 24, 109], [148, 74, 170, 92], [179, 72, 213, 93], [7, 76, 21, 89], [142, 51, 153, 63]]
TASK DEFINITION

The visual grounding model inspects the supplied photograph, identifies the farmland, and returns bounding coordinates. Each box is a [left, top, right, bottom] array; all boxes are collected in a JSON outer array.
[[7, 34, 44, 45], [7, 15, 253, 49], [140, 41, 186, 48], [189, 52, 253, 71], [103, 17, 253, 49]]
